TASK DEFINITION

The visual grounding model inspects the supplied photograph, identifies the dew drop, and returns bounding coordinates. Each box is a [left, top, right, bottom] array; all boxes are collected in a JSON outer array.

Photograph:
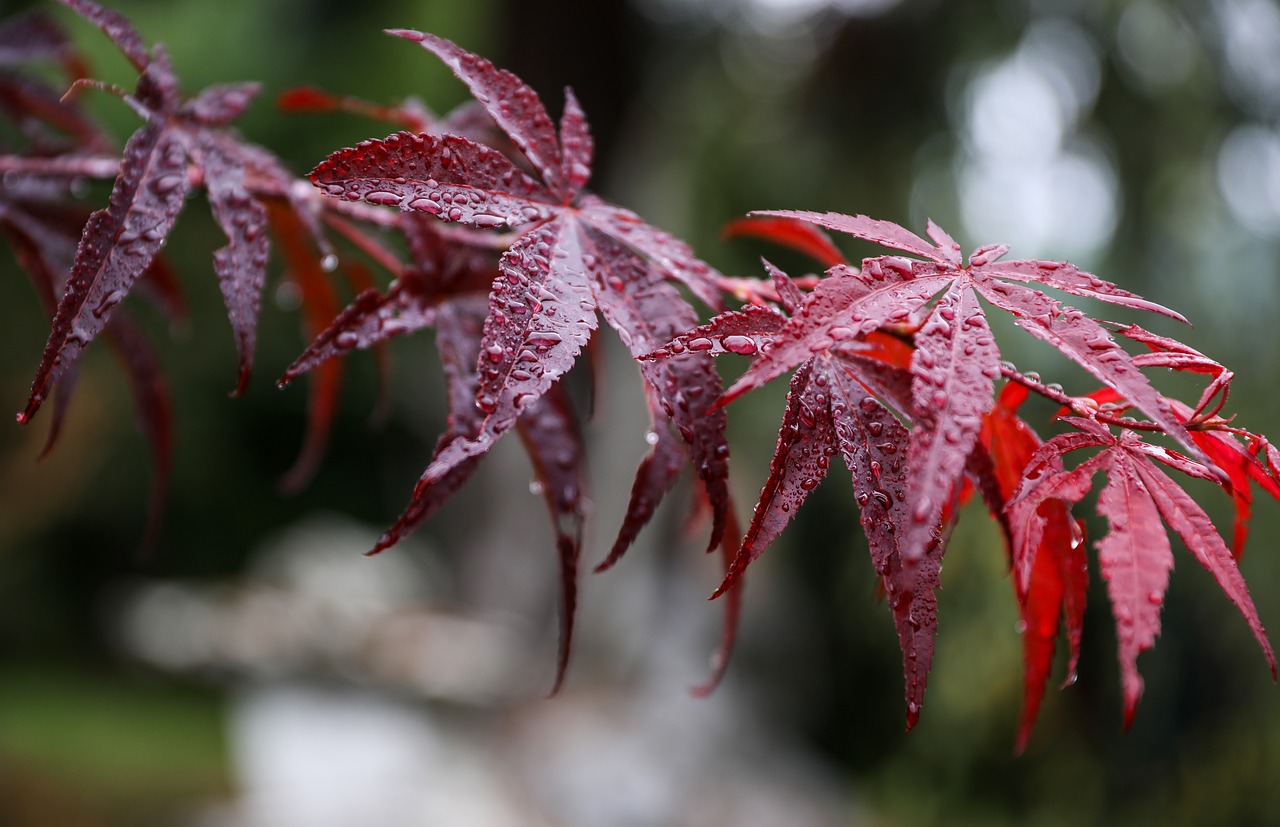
[[722, 335, 758, 355]]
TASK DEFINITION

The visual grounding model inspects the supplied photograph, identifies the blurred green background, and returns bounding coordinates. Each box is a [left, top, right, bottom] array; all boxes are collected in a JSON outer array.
[[3, 0, 1280, 825]]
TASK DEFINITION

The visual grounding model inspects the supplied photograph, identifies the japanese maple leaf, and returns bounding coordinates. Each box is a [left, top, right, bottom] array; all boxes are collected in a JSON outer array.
[[723, 210, 1204, 573], [646, 262, 942, 728], [1011, 417, 1276, 727], [309, 31, 732, 560], [281, 212, 590, 690], [1115, 323, 1280, 558], [19, 0, 278, 423], [980, 383, 1086, 752], [1, 175, 174, 545]]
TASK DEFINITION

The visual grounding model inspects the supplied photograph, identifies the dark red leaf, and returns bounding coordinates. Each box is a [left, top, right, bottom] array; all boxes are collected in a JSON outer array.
[[592, 385, 685, 573], [718, 269, 950, 408], [368, 296, 490, 556], [975, 277, 1204, 464], [753, 209, 948, 264], [639, 304, 785, 360], [410, 219, 597, 488], [182, 82, 260, 127], [584, 200, 725, 312], [558, 87, 592, 198], [20, 123, 189, 422], [388, 29, 567, 197], [1093, 450, 1172, 728], [310, 131, 556, 228], [515, 384, 586, 694], [587, 226, 731, 553], [58, 0, 149, 73], [715, 361, 836, 594], [692, 507, 744, 698], [901, 283, 1000, 566], [828, 365, 939, 729], [279, 278, 441, 387], [185, 132, 268, 395], [723, 216, 847, 269], [984, 259, 1188, 323]]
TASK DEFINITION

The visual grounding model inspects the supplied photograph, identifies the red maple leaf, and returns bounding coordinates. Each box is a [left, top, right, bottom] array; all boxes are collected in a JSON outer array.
[[1011, 417, 1276, 728], [308, 31, 734, 565], [722, 211, 1202, 579]]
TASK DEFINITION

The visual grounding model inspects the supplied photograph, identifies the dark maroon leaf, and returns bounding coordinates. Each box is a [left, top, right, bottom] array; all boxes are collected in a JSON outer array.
[[593, 385, 684, 573], [406, 219, 596, 493], [20, 122, 188, 422], [310, 131, 556, 228], [558, 87, 591, 198], [1014, 423, 1275, 729], [975, 277, 1203, 463], [1093, 449, 1172, 728], [640, 304, 784, 360], [1130, 457, 1275, 678], [587, 226, 731, 553], [985, 259, 1188, 323], [583, 199, 725, 312], [387, 29, 568, 197], [515, 384, 586, 694], [717, 361, 835, 589], [754, 209, 947, 264], [57, 0, 149, 73], [828, 364, 940, 729], [900, 283, 1000, 567], [718, 269, 950, 408], [184, 132, 268, 395], [182, 82, 261, 127], [279, 278, 441, 386]]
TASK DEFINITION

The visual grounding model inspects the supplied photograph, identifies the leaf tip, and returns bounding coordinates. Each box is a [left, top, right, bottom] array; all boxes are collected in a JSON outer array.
[[385, 28, 425, 41], [905, 701, 921, 731]]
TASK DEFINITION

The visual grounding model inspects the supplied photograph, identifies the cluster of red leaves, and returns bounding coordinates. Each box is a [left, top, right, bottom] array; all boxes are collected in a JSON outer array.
[[4, 0, 1276, 748], [669, 213, 1278, 748]]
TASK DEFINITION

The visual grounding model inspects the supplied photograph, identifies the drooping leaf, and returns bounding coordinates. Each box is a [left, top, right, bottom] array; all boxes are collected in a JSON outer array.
[[20, 122, 188, 421], [310, 34, 731, 562], [1014, 422, 1275, 729], [827, 363, 940, 729], [719, 360, 835, 586], [515, 383, 586, 694]]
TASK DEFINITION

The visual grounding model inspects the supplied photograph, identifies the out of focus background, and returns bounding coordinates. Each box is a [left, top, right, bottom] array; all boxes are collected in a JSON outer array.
[[3, 0, 1280, 824]]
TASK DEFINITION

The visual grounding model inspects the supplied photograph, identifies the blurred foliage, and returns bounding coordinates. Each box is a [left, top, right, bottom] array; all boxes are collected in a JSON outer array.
[[2, 0, 1280, 825]]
